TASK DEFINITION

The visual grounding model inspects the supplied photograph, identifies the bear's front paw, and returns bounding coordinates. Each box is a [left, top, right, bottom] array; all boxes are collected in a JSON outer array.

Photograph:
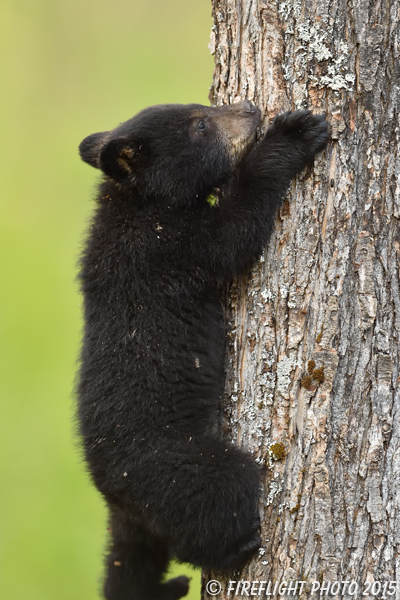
[[273, 110, 330, 157]]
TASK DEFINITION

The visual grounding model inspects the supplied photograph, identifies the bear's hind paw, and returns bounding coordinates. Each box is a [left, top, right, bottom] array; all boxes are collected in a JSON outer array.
[[160, 575, 190, 600]]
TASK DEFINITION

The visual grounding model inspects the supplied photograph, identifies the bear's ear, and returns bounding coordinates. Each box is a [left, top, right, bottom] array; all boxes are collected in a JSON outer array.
[[79, 131, 109, 168], [99, 138, 137, 182]]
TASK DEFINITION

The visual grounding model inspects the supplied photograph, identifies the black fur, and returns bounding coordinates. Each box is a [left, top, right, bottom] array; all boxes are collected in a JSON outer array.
[[77, 102, 329, 600]]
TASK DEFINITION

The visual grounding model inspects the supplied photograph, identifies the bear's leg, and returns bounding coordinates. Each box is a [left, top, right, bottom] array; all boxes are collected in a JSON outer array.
[[103, 507, 190, 600], [139, 434, 261, 572]]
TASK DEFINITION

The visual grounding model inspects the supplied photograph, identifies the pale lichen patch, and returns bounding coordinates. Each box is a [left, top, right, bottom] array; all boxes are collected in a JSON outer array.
[[266, 480, 283, 506], [276, 354, 296, 396], [280, 8, 355, 94]]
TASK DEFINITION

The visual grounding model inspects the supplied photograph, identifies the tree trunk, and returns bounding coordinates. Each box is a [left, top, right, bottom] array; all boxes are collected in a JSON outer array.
[[204, 0, 400, 597]]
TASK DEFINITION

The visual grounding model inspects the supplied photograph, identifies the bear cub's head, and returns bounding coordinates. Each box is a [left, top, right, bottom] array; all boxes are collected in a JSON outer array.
[[79, 101, 260, 205]]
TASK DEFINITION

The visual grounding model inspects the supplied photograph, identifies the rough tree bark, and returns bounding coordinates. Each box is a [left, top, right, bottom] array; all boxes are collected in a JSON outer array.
[[204, 0, 400, 598]]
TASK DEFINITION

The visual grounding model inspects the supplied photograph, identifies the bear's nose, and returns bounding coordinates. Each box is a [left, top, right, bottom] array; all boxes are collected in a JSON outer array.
[[233, 99, 258, 114], [241, 99, 257, 113]]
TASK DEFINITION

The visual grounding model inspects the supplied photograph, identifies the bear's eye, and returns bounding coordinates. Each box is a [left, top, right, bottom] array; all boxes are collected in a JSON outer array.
[[197, 119, 206, 132]]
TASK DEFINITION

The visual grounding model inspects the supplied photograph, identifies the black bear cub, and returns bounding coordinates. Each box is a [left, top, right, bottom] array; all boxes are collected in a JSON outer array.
[[78, 101, 329, 600]]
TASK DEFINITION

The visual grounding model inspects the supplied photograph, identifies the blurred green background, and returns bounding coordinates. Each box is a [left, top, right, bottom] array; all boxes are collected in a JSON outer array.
[[0, 1, 213, 598]]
